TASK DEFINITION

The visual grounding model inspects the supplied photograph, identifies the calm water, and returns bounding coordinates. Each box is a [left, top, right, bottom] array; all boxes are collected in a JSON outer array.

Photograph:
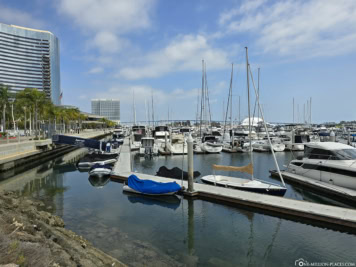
[[1, 149, 355, 266]]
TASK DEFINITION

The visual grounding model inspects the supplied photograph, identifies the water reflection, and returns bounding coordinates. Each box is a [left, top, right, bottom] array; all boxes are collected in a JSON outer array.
[[125, 193, 181, 210], [88, 175, 110, 188], [1, 149, 355, 266]]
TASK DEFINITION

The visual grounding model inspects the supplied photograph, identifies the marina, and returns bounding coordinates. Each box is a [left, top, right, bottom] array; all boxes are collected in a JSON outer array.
[[1, 1, 356, 266], [0, 135, 355, 266], [111, 138, 356, 231]]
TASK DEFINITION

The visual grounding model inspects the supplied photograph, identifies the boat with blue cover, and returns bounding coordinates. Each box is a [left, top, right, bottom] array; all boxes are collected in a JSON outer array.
[[123, 174, 182, 195]]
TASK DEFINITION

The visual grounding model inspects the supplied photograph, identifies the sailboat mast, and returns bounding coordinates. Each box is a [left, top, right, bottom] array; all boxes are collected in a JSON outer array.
[[245, 47, 254, 179], [248, 65, 286, 187], [224, 63, 233, 135], [239, 95, 241, 124], [205, 62, 212, 128], [230, 64, 233, 129], [151, 90, 154, 127], [145, 100, 148, 126], [257, 68, 260, 120], [293, 98, 294, 123], [200, 59, 204, 137]]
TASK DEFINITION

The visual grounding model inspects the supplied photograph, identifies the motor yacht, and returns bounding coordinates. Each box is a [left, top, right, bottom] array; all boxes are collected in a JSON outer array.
[[286, 142, 356, 190]]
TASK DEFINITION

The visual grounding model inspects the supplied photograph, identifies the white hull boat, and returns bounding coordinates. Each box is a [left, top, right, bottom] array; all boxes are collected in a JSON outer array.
[[89, 163, 112, 177], [200, 142, 223, 153], [286, 142, 356, 190], [201, 175, 287, 196]]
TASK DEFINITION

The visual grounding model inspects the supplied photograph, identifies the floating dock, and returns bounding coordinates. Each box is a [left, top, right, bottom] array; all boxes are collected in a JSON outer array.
[[111, 138, 356, 232], [269, 170, 356, 205]]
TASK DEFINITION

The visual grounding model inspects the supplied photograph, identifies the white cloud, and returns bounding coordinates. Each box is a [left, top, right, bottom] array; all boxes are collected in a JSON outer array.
[[96, 84, 199, 105], [89, 31, 130, 54], [88, 67, 104, 74], [0, 5, 44, 29], [94, 84, 201, 121], [59, 0, 154, 33], [218, 0, 266, 25], [118, 34, 230, 80], [59, 0, 155, 54], [219, 0, 356, 58]]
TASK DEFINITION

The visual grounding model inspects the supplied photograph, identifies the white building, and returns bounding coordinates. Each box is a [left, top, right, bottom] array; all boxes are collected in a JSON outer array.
[[91, 99, 120, 123], [241, 117, 263, 127]]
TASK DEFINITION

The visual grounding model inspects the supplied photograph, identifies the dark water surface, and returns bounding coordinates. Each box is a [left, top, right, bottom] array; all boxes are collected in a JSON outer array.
[[1, 149, 355, 266]]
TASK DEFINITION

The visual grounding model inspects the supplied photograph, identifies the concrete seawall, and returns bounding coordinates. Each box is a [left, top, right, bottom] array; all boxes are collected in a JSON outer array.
[[0, 130, 112, 172]]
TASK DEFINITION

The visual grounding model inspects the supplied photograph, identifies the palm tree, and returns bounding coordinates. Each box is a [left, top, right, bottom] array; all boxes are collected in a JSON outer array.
[[0, 84, 10, 133]]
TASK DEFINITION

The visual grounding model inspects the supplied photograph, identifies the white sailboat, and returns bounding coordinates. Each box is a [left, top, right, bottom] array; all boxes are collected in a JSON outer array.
[[201, 47, 287, 196]]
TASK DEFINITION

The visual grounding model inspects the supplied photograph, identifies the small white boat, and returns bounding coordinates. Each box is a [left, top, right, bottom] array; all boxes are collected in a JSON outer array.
[[201, 164, 286, 196], [201, 175, 286, 196], [89, 163, 112, 177], [139, 137, 158, 156], [200, 135, 223, 153], [252, 141, 270, 152], [123, 174, 182, 196], [166, 134, 187, 155], [252, 139, 286, 152]]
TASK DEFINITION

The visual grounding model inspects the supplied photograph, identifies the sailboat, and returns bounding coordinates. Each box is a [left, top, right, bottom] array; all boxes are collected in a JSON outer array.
[[201, 47, 287, 196], [197, 60, 223, 153], [201, 164, 286, 196]]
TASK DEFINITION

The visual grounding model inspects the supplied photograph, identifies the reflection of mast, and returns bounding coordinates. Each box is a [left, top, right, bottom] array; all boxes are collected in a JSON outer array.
[[263, 219, 282, 261], [247, 215, 254, 266], [187, 198, 194, 255]]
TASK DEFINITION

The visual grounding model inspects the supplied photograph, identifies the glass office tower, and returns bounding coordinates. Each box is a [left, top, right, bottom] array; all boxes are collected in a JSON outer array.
[[91, 99, 120, 123], [0, 23, 61, 105]]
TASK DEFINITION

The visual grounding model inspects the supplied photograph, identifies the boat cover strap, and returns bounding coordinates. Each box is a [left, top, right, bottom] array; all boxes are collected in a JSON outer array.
[[212, 163, 254, 175]]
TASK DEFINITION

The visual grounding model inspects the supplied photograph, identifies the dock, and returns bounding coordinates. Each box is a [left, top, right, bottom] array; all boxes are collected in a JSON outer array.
[[0, 130, 111, 172], [111, 138, 356, 232], [269, 170, 356, 205]]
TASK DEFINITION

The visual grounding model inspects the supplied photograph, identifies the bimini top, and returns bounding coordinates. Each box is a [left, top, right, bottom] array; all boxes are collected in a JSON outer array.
[[305, 142, 355, 151]]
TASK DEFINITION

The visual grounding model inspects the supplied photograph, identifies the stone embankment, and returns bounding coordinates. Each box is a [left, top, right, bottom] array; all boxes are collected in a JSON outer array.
[[0, 191, 126, 267]]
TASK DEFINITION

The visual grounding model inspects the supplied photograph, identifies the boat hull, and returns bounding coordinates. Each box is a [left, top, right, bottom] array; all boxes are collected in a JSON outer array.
[[201, 175, 287, 196], [89, 169, 112, 177], [123, 185, 176, 196], [200, 142, 223, 153]]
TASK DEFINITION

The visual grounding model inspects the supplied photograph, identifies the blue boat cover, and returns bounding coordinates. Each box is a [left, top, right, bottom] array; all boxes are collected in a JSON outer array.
[[127, 174, 181, 194]]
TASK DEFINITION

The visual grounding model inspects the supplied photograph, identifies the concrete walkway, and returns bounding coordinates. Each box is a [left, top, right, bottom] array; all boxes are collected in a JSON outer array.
[[0, 130, 109, 162], [0, 130, 111, 172], [111, 139, 356, 230]]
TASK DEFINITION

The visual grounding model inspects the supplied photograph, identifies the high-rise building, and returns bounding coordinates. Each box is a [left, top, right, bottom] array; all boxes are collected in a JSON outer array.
[[0, 23, 61, 105], [91, 99, 120, 123]]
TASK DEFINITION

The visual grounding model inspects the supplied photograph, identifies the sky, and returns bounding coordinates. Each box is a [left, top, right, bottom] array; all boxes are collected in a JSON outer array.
[[1, 0, 356, 124]]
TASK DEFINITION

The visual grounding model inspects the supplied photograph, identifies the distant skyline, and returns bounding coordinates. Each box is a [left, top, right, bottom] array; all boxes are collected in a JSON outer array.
[[1, 0, 355, 123]]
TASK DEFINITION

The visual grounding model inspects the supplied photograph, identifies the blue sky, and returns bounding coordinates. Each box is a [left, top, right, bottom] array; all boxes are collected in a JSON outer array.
[[1, 0, 356, 123]]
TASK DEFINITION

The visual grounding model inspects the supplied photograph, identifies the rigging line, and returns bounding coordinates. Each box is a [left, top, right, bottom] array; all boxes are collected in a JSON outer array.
[[205, 62, 212, 127], [248, 64, 286, 187], [224, 63, 233, 135], [199, 59, 204, 137], [245, 47, 254, 180]]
